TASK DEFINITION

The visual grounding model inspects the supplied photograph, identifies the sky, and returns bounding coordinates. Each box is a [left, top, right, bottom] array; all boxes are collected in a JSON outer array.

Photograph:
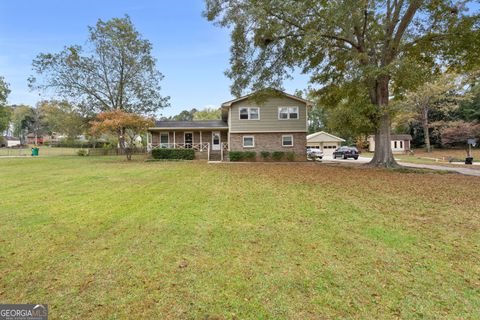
[[0, 0, 309, 117]]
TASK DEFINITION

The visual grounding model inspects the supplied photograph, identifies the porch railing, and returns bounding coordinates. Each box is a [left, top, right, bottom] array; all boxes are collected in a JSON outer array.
[[149, 143, 209, 152]]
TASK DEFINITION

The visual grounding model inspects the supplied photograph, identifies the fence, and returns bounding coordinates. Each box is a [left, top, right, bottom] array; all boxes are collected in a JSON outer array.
[[0, 147, 147, 157]]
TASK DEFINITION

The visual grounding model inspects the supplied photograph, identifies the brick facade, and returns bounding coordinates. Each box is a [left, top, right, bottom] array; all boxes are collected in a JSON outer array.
[[229, 132, 306, 160]]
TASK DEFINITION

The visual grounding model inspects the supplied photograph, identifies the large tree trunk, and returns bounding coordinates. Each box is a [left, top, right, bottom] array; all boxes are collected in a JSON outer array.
[[422, 105, 431, 153], [367, 75, 399, 168]]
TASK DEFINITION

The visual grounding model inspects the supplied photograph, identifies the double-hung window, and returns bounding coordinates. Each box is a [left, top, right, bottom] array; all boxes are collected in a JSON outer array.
[[239, 107, 260, 120], [160, 132, 169, 148], [278, 107, 299, 119], [282, 135, 293, 147], [243, 136, 255, 148]]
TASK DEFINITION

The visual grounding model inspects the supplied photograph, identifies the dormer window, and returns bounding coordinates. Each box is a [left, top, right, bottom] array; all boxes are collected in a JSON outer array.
[[239, 107, 259, 120], [278, 107, 299, 119]]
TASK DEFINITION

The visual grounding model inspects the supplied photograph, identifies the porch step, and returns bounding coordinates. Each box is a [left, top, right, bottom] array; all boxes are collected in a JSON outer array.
[[209, 151, 222, 161]]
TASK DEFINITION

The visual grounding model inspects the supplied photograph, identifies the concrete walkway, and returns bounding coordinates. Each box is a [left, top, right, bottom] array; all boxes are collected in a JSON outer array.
[[321, 155, 480, 177], [397, 162, 480, 177]]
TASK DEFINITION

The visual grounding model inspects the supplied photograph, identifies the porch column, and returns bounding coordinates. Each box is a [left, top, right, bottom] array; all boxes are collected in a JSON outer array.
[[173, 131, 176, 148], [200, 131, 203, 151]]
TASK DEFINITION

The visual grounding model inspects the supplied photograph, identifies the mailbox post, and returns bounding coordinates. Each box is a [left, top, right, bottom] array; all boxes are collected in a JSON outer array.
[[465, 138, 476, 165]]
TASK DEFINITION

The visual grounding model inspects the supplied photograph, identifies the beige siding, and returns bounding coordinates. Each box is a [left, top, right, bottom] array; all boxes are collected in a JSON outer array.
[[229, 97, 307, 132]]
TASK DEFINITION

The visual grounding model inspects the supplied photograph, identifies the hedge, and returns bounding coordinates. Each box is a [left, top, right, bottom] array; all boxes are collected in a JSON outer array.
[[229, 151, 256, 161], [151, 148, 195, 160], [272, 151, 285, 161]]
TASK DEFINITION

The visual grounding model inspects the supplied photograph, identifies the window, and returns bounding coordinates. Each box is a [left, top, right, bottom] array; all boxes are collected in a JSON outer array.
[[282, 135, 293, 147], [278, 107, 299, 119], [239, 107, 260, 120], [394, 141, 398, 148], [243, 136, 255, 148], [160, 133, 169, 148], [400, 141, 403, 148]]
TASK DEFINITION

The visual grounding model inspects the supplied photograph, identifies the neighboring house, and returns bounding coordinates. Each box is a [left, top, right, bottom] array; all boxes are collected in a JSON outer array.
[[306, 131, 345, 157], [148, 90, 312, 161], [368, 134, 412, 153], [1, 136, 21, 148]]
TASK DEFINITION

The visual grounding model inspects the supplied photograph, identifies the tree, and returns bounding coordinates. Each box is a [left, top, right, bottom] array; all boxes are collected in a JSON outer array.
[[205, 0, 480, 167], [90, 110, 154, 160], [37, 100, 87, 139], [29, 15, 169, 116], [0, 76, 11, 135], [10, 105, 33, 143], [193, 107, 221, 120], [397, 73, 468, 152], [439, 120, 480, 147], [161, 108, 198, 121]]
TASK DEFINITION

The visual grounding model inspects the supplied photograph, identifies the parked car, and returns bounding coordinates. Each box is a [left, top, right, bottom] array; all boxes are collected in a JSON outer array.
[[333, 146, 359, 160], [307, 147, 323, 160]]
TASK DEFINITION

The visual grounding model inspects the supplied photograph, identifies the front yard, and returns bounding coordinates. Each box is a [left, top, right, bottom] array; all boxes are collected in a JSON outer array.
[[0, 157, 479, 319]]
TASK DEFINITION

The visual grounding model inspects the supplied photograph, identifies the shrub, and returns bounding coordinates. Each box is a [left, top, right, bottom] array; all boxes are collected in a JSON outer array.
[[244, 151, 256, 160], [229, 151, 243, 161], [229, 151, 257, 161], [272, 151, 284, 161], [151, 148, 195, 160], [77, 149, 89, 156], [286, 151, 295, 161], [260, 151, 271, 160]]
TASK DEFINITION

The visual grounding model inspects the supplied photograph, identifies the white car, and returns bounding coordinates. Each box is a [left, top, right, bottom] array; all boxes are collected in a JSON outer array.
[[307, 148, 323, 160]]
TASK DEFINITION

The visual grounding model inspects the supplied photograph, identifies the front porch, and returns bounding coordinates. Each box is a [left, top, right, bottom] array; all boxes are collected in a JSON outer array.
[[147, 129, 229, 161]]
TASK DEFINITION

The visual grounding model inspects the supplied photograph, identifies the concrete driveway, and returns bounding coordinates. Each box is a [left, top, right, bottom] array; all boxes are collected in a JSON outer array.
[[321, 155, 480, 177]]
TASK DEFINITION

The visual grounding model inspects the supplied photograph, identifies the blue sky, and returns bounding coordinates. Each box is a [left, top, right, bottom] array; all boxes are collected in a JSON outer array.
[[0, 0, 309, 117]]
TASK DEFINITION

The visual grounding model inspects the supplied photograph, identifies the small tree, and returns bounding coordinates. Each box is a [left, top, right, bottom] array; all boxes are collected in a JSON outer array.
[[439, 120, 480, 148], [0, 76, 11, 135], [90, 110, 153, 160], [397, 73, 468, 152]]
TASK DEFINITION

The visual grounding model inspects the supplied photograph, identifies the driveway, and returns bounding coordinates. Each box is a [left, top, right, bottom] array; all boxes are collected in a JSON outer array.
[[322, 155, 480, 177]]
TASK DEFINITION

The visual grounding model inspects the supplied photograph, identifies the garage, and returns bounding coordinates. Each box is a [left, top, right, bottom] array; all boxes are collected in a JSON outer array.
[[306, 131, 345, 157]]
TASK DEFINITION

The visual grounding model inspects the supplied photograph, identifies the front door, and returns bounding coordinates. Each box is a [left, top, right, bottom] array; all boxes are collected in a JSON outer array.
[[212, 131, 221, 151], [184, 132, 193, 148]]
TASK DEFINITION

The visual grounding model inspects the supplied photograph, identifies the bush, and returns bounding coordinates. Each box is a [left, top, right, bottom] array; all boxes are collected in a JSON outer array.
[[77, 149, 89, 156], [260, 151, 271, 160], [151, 148, 195, 160], [229, 151, 257, 161], [272, 151, 284, 161], [286, 151, 295, 161], [244, 151, 256, 160], [53, 141, 109, 148]]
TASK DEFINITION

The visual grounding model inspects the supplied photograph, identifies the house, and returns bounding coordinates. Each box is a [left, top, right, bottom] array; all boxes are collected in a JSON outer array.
[[1, 136, 21, 148], [147, 90, 312, 161], [367, 134, 412, 153], [306, 131, 345, 157]]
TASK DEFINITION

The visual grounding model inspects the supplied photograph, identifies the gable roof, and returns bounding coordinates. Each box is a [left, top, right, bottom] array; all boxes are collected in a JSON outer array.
[[221, 89, 313, 108], [3, 136, 20, 141], [368, 134, 412, 140], [151, 120, 228, 130], [307, 131, 345, 142]]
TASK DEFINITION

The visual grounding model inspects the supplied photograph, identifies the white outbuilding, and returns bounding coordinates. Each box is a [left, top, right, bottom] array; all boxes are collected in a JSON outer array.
[[1, 136, 21, 148], [306, 131, 345, 157]]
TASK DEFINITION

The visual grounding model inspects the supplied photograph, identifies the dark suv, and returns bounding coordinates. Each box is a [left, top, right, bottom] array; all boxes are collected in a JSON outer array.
[[333, 147, 359, 160]]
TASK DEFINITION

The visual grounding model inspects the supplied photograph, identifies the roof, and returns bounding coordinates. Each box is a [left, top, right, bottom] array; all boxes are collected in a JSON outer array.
[[3, 136, 20, 141], [368, 134, 412, 140], [221, 89, 313, 108], [307, 131, 345, 142], [151, 120, 228, 130]]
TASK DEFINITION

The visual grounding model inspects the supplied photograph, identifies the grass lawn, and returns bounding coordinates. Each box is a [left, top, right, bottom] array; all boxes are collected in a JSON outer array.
[[1, 157, 479, 319]]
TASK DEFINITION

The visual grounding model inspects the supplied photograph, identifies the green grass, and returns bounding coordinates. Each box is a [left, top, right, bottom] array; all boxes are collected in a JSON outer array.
[[0, 157, 479, 319]]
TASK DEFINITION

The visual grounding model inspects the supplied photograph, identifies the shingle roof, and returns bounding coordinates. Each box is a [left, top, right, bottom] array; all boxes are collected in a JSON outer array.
[[152, 120, 228, 129], [368, 134, 412, 140], [3, 136, 20, 141]]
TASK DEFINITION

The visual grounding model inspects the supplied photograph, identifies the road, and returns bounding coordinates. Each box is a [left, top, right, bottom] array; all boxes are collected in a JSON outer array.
[[320, 155, 480, 177]]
